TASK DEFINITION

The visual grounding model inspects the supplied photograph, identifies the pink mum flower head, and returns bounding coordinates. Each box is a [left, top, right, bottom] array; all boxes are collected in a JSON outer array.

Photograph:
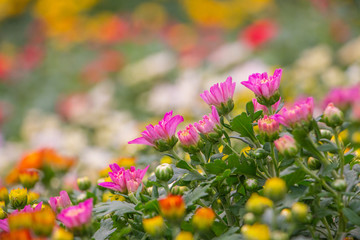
[[177, 124, 202, 153], [252, 98, 281, 115], [242, 69, 282, 106], [98, 163, 149, 194], [0, 219, 8, 232], [200, 76, 236, 115], [323, 86, 360, 111], [128, 111, 184, 152], [258, 115, 279, 141], [57, 199, 93, 230], [194, 106, 222, 142], [49, 191, 71, 212], [274, 97, 314, 129], [274, 135, 298, 157]]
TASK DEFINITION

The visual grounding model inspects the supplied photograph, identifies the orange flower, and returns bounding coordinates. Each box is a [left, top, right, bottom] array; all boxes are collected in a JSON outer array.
[[158, 195, 186, 221], [8, 212, 32, 231], [192, 207, 216, 230], [32, 208, 56, 237], [0, 229, 32, 240]]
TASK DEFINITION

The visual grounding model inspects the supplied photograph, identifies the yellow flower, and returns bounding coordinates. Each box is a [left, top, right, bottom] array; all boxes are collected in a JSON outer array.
[[117, 157, 136, 169], [192, 207, 216, 230], [352, 132, 360, 144], [32, 208, 56, 237], [242, 223, 270, 240], [142, 216, 165, 236], [175, 231, 194, 240], [8, 212, 32, 230], [19, 170, 40, 189], [52, 227, 74, 240], [102, 192, 125, 202], [27, 191, 40, 204], [9, 188, 27, 209], [245, 193, 273, 215], [160, 155, 173, 164], [263, 177, 287, 201]]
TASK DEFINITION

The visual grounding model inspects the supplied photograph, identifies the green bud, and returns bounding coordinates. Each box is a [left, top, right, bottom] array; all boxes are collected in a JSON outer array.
[[280, 208, 292, 222], [171, 186, 189, 196], [77, 176, 91, 191], [155, 163, 174, 182], [323, 103, 344, 127], [245, 178, 258, 191], [76, 193, 87, 203], [271, 231, 289, 240], [291, 202, 308, 223], [332, 179, 346, 192], [0, 207, 7, 219], [252, 148, 268, 159], [307, 157, 321, 170], [243, 212, 256, 225], [320, 129, 333, 140], [9, 188, 27, 209]]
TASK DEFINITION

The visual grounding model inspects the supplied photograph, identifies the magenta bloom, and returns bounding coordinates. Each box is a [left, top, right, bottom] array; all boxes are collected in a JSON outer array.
[[252, 98, 281, 115], [258, 115, 279, 141], [194, 106, 222, 142], [200, 76, 236, 115], [274, 135, 298, 157], [242, 69, 282, 105], [128, 111, 184, 151], [57, 198, 93, 230], [177, 124, 202, 153], [98, 163, 149, 193], [323, 86, 360, 110], [49, 190, 71, 212], [274, 97, 314, 129], [0, 219, 8, 232]]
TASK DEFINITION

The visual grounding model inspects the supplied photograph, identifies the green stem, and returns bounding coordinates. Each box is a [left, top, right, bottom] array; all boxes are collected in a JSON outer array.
[[220, 138, 240, 158], [321, 217, 334, 240], [333, 128, 345, 178], [270, 142, 279, 177], [170, 149, 183, 162], [267, 105, 274, 116], [196, 151, 208, 164], [162, 182, 170, 194], [220, 197, 235, 226]]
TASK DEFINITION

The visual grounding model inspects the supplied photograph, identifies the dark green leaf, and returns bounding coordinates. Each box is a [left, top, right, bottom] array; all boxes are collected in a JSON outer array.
[[227, 154, 256, 176], [94, 219, 116, 240], [317, 143, 338, 152], [94, 201, 139, 218], [231, 113, 256, 141], [176, 160, 193, 171], [205, 159, 228, 174], [212, 221, 228, 236], [182, 171, 206, 181], [184, 185, 209, 206], [213, 227, 241, 240], [343, 208, 360, 226]]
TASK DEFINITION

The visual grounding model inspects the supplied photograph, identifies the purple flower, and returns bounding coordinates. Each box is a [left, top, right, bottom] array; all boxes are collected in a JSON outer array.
[[242, 69, 282, 106], [258, 115, 279, 141], [194, 106, 222, 142], [57, 199, 93, 230], [98, 163, 149, 194], [252, 98, 281, 115], [200, 77, 236, 115], [0, 219, 8, 232], [177, 124, 202, 153], [49, 191, 71, 212], [274, 97, 314, 129], [128, 111, 184, 151]]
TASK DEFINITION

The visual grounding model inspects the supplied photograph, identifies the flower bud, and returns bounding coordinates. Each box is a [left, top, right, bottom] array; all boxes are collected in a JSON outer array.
[[0, 207, 7, 219], [19, 170, 39, 189], [263, 177, 287, 202], [52, 227, 73, 240], [245, 193, 273, 215], [76, 193, 87, 203], [27, 191, 40, 204], [332, 179, 346, 191], [320, 129, 333, 140], [177, 124, 203, 153], [0, 187, 9, 204], [242, 223, 271, 240], [171, 186, 189, 196], [142, 216, 165, 237], [252, 148, 268, 159], [9, 188, 27, 209], [258, 116, 280, 142], [9, 212, 32, 230], [32, 208, 56, 237], [307, 157, 321, 170], [274, 135, 298, 157], [271, 231, 289, 240], [159, 195, 185, 221], [291, 202, 308, 222], [192, 207, 216, 231], [175, 231, 193, 240], [323, 103, 344, 127], [280, 208, 292, 222], [243, 212, 256, 225], [245, 178, 258, 191], [155, 163, 174, 182], [77, 176, 91, 191]]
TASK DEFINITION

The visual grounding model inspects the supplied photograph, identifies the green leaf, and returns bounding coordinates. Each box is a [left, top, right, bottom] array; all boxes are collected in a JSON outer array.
[[281, 167, 306, 187], [246, 101, 254, 118], [317, 143, 338, 152], [184, 185, 209, 206], [231, 113, 256, 141], [343, 208, 360, 226], [182, 171, 206, 181], [94, 201, 139, 218], [252, 110, 263, 121], [227, 154, 256, 176], [94, 219, 116, 240], [176, 160, 193, 171], [212, 221, 228, 236], [205, 159, 228, 174], [213, 227, 241, 240], [143, 199, 160, 214]]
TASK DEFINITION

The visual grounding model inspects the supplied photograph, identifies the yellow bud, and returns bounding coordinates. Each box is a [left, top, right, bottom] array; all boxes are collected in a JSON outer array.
[[192, 207, 215, 230], [0, 187, 9, 204], [102, 192, 125, 202], [32, 208, 56, 237], [280, 208, 292, 222], [245, 194, 273, 215], [143, 216, 165, 236], [242, 223, 270, 240], [160, 155, 173, 164], [263, 177, 287, 201], [52, 227, 74, 240], [19, 170, 40, 189], [0, 207, 7, 219], [175, 231, 193, 240], [291, 202, 308, 222], [9, 188, 28, 209], [27, 191, 40, 204]]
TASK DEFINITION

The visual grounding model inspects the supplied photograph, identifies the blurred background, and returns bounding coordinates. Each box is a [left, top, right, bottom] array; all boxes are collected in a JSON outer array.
[[0, 0, 360, 180]]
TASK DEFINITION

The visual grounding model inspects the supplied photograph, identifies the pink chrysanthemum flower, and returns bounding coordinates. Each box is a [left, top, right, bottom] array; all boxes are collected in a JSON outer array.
[[323, 86, 360, 110], [274, 97, 314, 129], [98, 163, 149, 193], [0, 219, 8, 232], [200, 77, 236, 115], [252, 98, 281, 115], [57, 199, 93, 230], [194, 106, 222, 142], [242, 69, 282, 106], [274, 135, 298, 157], [177, 124, 202, 153], [49, 191, 71, 212], [258, 115, 279, 141], [128, 111, 184, 152]]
